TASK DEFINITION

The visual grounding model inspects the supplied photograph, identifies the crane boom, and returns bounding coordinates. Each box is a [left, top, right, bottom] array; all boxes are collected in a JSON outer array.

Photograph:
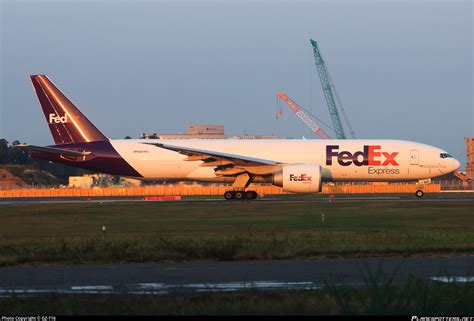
[[276, 93, 331, 139], [327, 72, 356, 138], [310, 39, 347, 139]]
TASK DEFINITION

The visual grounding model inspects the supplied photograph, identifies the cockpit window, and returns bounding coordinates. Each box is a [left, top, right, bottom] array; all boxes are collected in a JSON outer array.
[[440, 153, 452, 158]]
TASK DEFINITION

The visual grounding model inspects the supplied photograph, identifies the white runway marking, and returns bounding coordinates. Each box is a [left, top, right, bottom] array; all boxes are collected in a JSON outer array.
[[70, 285, 114, 291], [0, 280, 322, 297], [429, 276, 474, 283], [135, 281, 319, 291], [136, 283, 166, 290]]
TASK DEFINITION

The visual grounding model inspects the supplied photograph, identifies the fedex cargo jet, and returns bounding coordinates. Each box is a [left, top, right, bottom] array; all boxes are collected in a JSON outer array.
[[18, 75, 460, 199]]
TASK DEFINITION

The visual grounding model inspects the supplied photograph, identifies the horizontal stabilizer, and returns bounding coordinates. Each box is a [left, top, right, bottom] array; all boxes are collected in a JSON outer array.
[[14, 144, 92, 157]]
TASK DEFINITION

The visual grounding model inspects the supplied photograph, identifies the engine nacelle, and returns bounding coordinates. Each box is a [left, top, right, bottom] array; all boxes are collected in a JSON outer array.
[[272, 164, 322, 193]]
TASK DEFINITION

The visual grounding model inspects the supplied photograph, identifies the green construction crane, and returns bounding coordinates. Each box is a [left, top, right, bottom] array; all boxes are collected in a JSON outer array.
[[310, 39, 355, 139]]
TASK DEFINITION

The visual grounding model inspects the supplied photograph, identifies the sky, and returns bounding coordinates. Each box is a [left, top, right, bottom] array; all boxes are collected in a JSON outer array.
[[1, 0, 472, 165]]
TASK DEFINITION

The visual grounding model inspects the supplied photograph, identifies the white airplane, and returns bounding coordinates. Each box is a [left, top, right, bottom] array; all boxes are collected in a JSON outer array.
[[18, 75, 460, 200]]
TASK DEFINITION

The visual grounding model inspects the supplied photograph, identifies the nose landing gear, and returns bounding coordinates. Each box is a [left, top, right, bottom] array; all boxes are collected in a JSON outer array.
[[415, 190, 424, 198], [224, 190, 258, 200]]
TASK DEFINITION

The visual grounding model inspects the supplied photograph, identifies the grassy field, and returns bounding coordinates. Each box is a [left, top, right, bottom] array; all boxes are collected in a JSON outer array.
[[0, 199, 473, 265], [1, 278, 473, 315]]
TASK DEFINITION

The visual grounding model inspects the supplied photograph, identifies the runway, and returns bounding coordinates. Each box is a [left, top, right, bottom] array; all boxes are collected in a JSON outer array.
[[0, 193, 473, 205], [0, 256, 473, 296]]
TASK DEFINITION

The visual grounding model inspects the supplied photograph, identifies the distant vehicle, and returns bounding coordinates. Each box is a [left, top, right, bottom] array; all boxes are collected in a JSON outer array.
[[18, 75, 460, 200]]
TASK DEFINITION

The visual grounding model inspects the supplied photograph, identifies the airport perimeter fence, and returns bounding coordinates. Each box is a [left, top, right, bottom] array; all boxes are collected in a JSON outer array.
[[0, 183, 445, 198], [436, 180, 474, 191]]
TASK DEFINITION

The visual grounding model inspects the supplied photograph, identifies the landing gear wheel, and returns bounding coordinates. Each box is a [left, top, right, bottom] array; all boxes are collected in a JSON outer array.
[[415, 190, 424, 198], [224, 191, 234, 200], [224, 191, 257, 201], [245, 191, 258, 200], [235, 191, 244, 200]]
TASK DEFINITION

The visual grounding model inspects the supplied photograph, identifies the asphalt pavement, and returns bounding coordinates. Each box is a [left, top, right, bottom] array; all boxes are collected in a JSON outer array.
[[0, 256, 473, 296]]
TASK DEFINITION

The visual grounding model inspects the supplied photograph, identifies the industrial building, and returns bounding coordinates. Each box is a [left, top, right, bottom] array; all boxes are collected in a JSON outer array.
[[140, 124, 277, 140], [466, 136, 474, 180]]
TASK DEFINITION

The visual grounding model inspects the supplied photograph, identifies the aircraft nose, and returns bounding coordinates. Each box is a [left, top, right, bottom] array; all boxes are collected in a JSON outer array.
[[451, 158, 461, 172]]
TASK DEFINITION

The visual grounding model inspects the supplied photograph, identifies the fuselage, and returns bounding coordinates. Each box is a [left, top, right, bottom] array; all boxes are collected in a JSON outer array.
[[25, 75, 461, 192], [32, 139, 461, 183]]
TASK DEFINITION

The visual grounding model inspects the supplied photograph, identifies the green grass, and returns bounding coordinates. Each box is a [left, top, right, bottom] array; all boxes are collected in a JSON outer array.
[[0, 200, 473, 265], [1, 278, 473, 315]]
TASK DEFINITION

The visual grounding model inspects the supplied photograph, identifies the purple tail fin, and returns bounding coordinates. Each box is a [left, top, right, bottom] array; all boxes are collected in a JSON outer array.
[[30, 75, 108, 144]]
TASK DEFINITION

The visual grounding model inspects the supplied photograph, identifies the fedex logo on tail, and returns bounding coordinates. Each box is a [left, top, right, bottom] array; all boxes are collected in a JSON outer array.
[[326, 145, 399, 167], [48, 113, 69, 124]]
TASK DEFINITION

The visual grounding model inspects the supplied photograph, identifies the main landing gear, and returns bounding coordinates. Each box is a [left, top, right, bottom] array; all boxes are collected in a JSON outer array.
[[224, 190, 258, 200], [415, 190, 424, 198], [224, 173, 258, 200]]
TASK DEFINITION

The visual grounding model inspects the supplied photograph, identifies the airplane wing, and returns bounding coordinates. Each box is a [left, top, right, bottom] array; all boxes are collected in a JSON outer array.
[[143, 142, 281, 176], [14, 144, 92, 157]]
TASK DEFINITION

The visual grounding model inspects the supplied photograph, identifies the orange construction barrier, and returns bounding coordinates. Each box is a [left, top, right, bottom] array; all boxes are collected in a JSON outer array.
[[143, 195, 182, 201], [0, 183, 441, 198]]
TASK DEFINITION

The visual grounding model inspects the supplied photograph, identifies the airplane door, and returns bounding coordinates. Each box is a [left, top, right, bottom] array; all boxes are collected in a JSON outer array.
[[410, 150, 419, 165]]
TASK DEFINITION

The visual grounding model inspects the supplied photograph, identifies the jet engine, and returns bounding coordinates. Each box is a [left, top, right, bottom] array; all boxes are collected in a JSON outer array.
[[272, 164, 322, 193]]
